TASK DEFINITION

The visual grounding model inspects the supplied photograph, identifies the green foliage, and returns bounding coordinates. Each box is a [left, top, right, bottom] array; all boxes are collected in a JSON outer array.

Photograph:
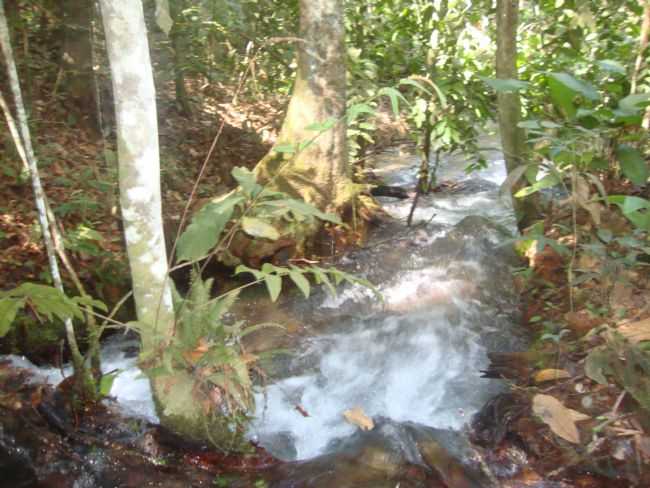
[[176, 166, 342, 264], [503, 66, 649, 231], [234, 263, 378, 302], [0, 283, 107, 338], [585, 333, 650, 415]]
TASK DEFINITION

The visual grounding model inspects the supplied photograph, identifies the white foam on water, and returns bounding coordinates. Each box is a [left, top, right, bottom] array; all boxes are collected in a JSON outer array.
[[250, 305, 491, 460], [4, 337, 158, 423]]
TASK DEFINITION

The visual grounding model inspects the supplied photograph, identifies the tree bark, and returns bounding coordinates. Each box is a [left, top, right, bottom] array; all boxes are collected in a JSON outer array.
[[100, 0, 223, 441], [634, 0, 650, 128], [496, 0, 540, 230], [61, 0, 97, 130], [254, 0, 353, 216]]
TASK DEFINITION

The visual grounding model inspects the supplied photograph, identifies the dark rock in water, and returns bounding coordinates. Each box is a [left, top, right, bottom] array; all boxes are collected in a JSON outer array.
[[470, 392, 529, 447], [262, 418, 487, 488]]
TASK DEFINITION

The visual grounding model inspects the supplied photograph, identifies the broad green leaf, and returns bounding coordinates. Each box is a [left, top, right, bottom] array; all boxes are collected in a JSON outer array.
[[585, 348, 610, 385], [483, 77, 530, 93], [258, 199, 342, 224], [232, 167, 262, 198], [618, 94, 650, 114], [0, 297, 24, 337], [548, 76, 576, 119], [242, 217, 280, 240], [99, 370, 120, 397], [264, 274, 282, 302], [176, 194, 243, 262], [596, 60, 626, 75], [515, 174, 560, 198], [14, 283, 83, 322], [548, 72, 599, 101], [289, 267, 310, 298], [608, 195, 650, 230], [616, 145, 648, 186]]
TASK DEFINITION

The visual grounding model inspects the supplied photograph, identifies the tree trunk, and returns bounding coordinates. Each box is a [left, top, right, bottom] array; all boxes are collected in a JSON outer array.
[[496, 0, 540, 230], [254, 0, 353, 216], [635, 0, 650, 128], [61, 0, 97, 131], [169, 0, 192, 116], [100, 0, 225, 442]]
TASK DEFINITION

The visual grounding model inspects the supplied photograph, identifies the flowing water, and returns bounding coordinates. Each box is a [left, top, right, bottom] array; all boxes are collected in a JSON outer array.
[[248, 141, 526, 462], [3, 136, 527, 477]]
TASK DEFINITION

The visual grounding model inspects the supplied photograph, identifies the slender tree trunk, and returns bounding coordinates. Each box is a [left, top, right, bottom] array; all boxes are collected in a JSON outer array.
[[496, 0, 540, 230], [634, 0, 650, 128], [100, 0, 215, 440], [169, 0, 192, 116], [61, 0, 97, 131], [0, 0, 94, 398], [254, 0, 353, 215]]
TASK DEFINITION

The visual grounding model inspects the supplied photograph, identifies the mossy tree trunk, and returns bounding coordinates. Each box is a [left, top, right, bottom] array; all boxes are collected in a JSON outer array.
[[100, 0, 215, 441], [254, 0, 354, 216], [496, 0, 540, 230]]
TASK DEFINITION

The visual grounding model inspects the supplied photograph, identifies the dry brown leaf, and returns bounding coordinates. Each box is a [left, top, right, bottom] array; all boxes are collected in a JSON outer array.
[[532, 394, 590, 444], [534, 368, 571, 383], [343, 407, 374, 431], [616, 318, 650, 344]]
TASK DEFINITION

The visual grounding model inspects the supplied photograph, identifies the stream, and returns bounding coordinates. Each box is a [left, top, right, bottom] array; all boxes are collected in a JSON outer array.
[[2, 136, 529, 486]]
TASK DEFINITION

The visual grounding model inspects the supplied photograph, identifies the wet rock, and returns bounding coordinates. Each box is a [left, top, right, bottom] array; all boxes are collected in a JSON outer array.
[[264, 418, 485, 488]]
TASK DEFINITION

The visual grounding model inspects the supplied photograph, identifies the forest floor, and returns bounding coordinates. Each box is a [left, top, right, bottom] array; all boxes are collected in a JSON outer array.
[[2, 69, 650, 486]]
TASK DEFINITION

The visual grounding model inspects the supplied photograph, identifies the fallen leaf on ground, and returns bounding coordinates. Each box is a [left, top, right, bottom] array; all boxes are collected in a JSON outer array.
[[616, 318, 650, 344], [343, 407, 374, 431], [532, 394, 590, 444], [534, 368, 571, 383]]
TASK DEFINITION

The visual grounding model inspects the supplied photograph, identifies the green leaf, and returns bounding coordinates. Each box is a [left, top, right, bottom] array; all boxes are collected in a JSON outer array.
[[176, 194, 243, 262], [99, 370, 120, 397], [73, 295, 108, 312], [232, 167, 262, 198], [548, 76, 576, 119], [608, 195, 650, 230], [273, 143, 297, 154], [548, 72, 599, 101], [514, 174, 560, 198], [596, 60, 626, 75], [305, 118, 337, 132], [347, 103, 376, 122], [483, 77, 530, 93], [616, 145, 648, 186], [289, 267, 310, 298], [310, 267, 336, 296], [618, 94, 650, 114], [234, 264, 263, 280], [258, 199, 342, 224], [377, 87, 407, 115], [242, 217, 280, 240], [264, 274, 282, 302], [585, 348, 611, 385], [0, 297, 24, 337]]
